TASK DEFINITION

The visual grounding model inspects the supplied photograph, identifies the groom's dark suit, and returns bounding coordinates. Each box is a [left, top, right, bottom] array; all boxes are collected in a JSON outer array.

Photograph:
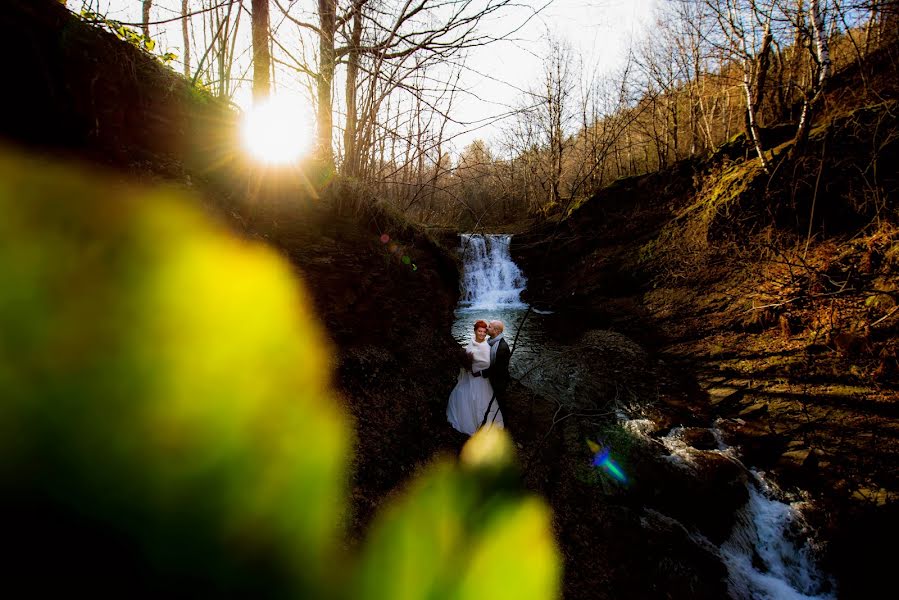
[[484, 336, 511, 418]]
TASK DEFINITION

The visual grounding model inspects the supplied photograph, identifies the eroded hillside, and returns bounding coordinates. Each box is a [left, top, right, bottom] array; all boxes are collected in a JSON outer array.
[[512, 41, 899, 598]]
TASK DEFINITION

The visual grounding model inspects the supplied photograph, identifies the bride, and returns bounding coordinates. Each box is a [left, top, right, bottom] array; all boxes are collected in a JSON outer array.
[[447, 319, 504, 435]]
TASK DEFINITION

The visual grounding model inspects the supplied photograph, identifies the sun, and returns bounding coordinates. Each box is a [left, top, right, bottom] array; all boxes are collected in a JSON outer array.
[[240, 96, 313, 165]]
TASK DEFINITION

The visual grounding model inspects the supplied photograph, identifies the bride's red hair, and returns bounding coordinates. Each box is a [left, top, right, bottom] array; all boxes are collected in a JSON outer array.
[[473, 319, 488, 331]]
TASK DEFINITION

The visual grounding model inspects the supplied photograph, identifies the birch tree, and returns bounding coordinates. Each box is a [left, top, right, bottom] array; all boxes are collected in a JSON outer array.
[[791, 0, 831, 151], [181, 0, 191, 77], [681, 0, 777, 170]]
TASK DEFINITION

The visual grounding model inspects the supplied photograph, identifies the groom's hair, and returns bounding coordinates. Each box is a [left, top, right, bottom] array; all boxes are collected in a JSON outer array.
[[490, 320, 504, 334]]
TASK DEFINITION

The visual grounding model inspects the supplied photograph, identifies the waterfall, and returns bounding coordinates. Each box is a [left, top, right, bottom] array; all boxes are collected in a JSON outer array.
[[458, 234, 527, 309], [721, 474, 836, 600], [619, 416, 835, 600]]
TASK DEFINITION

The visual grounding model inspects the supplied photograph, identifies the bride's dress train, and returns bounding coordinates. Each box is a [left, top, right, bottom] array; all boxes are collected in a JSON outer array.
[[447, 338, 503, 435]]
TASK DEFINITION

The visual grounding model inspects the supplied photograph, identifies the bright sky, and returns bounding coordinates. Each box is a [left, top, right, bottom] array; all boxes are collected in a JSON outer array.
[[447, 0, 657, 149], [75, 0, 657, 152]]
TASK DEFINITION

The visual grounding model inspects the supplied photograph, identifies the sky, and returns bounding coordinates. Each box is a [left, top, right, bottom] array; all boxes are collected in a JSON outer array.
[[444, 0, 657, 149], [72, 0, 657, 152]]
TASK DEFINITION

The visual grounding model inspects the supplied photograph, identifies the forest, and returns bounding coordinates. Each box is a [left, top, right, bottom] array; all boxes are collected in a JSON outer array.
[[1, 0, 897, 599], [64, 0, 895, 226]]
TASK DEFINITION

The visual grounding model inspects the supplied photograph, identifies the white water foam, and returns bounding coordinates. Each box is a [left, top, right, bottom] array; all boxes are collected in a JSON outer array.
[[617, 414, 835, 599], [721, 474, 836, 600], [659, 425, 741, 469], [458, 234, 527, 309]]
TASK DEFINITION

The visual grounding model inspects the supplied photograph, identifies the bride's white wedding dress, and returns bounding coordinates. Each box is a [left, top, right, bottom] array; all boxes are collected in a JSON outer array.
[[446, 337, 504, 435]]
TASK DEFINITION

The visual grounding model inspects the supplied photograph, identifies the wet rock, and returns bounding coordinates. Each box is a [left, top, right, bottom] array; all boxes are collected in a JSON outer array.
[[743, 435, 790, 470], [638, 509, 730, 599], [773, 447, 823, 488], [850, 486, 893, 507], [822, 500, 899, 599], [558, 495, 729, 600], [679, 427, 720, 450], [580, 329, 648, 362], [706, 385, 744, 408], [635, 448, 749, 545], [778, 448, 816, 469]]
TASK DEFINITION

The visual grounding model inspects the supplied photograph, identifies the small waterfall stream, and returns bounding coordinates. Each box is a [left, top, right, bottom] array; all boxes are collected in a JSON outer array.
[[722, 478, 834, 600], [458, 234, 527, 309], [454, 233, 835, 599], [452, 234, 536, 350], [627, 418, 836, 599]]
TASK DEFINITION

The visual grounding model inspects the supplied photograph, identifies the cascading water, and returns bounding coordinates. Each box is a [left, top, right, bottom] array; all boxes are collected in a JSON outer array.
[[721, 474, 835, 600], [458, 234, 527, 309], [621, 417, 836, 600], [451, 233, 536, 351]]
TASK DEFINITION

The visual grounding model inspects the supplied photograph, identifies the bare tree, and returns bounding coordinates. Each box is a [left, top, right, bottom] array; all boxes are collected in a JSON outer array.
[[529, 34, 575, 213], [189, 0, 243, 99], [182, 0, 191, 77], [677, 0, 778, 170], [791, 0, 832, 151], [567, 59, 642, 194], [251, 0, 272, 100], [342, 0, 365, 175], [275, 0, 520, 167], [635, 19, 691, 167], [142, 0, 153, 38]]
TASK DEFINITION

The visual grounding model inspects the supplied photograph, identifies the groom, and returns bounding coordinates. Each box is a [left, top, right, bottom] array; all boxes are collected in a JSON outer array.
[[483, 320, 511, 422]]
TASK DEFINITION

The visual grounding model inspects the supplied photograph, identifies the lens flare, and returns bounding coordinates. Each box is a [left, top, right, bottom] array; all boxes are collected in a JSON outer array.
[[241, 96, 313, 165], [587, 439, 627, 483]]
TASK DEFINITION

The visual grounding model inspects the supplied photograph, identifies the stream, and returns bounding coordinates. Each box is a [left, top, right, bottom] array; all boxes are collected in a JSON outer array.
[[452, 233, 836, 600]]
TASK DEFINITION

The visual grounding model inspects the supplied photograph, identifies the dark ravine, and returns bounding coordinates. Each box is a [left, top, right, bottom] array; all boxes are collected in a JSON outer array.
[[509, 86, 899, 596], [247, 198, 470, 537], [5, 2, 896, 598], [0, 0, 471, 549]]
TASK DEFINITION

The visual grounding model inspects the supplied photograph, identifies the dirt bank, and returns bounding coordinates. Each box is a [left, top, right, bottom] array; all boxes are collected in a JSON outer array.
[[0, 0, 470, 544], [512, 95, 899, 595]]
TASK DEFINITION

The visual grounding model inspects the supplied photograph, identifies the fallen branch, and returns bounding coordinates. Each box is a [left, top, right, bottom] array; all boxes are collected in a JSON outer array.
[[870, 305, 899, 328]]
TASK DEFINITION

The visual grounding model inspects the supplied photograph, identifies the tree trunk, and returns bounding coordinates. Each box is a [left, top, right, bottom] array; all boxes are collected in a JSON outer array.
[[743, 70, 769, 170], [744, 21, 773, 171], [670, 94, 679, 161], [753, 24, 773, 124], [251, 0, 271, 101], [142, 1, 153, 39], [181, 0, 190, 78], [343, 1, 364, 176], [793, 0, 831, 152], [317, 0, 337, 164]]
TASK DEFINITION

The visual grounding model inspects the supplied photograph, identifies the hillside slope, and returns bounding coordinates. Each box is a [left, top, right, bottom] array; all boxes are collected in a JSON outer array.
[[513, 41, 899, 598], [0, 0, 469, 540]]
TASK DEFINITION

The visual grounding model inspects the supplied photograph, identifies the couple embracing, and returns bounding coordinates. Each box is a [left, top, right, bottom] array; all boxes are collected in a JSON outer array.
[[447, 319, 510, 435]]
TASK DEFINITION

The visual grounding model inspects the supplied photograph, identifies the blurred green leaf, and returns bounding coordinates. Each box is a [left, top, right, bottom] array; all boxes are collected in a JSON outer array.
[[355, 429, 561, 600], [0, 149, 560, 598], [0, 150, 350, 595]]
